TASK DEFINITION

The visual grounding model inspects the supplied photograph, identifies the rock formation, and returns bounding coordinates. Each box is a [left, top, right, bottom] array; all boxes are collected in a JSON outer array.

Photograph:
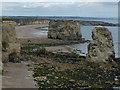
[[2, 21, 17, 42], [48, 20, 82, 40], [87, 26, 115, 63], [2, 21, 20, 62], [14, 18, 49, 26]]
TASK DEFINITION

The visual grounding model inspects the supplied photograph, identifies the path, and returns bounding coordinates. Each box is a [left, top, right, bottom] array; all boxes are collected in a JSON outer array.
[[2, 62, 37, 88]]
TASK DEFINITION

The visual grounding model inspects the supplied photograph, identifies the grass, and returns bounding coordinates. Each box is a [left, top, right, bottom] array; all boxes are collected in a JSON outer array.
[[2, 17, 13, 21]]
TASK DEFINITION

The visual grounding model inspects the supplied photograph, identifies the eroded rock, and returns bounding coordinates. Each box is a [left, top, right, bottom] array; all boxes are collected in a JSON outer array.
[[87, 26, 115, 63], [48, 20, 82, 40], [2, 21, 20, 62]]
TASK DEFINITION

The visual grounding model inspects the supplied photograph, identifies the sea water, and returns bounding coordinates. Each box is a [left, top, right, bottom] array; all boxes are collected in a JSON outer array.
[[34, 17, 119, 58], [70, 25, 118, 57]]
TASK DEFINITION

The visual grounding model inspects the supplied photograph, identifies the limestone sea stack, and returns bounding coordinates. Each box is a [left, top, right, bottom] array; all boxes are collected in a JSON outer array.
[[87, 26, 115, 63], [48, 20, 82, 40]]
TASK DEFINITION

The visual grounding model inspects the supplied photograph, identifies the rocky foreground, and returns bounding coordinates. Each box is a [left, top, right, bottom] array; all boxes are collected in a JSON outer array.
[[2, 20, 120, 89], [19, 46, 120, 89]]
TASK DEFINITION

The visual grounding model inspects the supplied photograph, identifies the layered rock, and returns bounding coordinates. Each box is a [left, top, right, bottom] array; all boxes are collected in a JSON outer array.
[[14, 19, 49, 26], [87, 26, 115, 63], [2, 21, 17, 42], [2, 21, 20, 62], [48, 20, 82, 40]]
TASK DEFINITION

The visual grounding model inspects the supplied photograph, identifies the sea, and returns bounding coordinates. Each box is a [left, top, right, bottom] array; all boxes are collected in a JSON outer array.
[[34, 16, 119, 58]]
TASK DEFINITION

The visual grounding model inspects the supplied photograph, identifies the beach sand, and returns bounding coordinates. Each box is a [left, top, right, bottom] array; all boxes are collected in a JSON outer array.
[[45, 45, 73, 53], [16, 24, 48, 38]]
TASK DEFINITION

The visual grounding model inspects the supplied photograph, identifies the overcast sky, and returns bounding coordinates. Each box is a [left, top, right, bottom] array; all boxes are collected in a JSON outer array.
[[1, 0, 120, 2], [2, 2, 118, 18]]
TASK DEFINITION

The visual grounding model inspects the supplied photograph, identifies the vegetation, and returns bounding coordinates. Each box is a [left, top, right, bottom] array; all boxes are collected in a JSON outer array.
[[2, 17, 13, 21], [21, 46, 120, 89], [33, 62, 120, 89]]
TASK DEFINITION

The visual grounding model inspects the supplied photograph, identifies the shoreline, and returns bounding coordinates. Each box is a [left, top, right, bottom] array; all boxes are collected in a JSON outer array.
[[16, 24, 48, 38], [2, 20, 120, 88]]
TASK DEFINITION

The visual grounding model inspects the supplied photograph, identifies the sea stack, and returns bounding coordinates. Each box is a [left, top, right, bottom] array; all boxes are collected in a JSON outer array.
[[48, 20, 82, 40], [87, 26, 115, 63], [2, 21, 20, 62]]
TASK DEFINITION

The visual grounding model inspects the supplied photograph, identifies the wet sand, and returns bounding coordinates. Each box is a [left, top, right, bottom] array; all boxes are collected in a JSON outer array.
[[16, 24, 48, 38], [2, 62, 37, 88], [45, 45, 73, 53]]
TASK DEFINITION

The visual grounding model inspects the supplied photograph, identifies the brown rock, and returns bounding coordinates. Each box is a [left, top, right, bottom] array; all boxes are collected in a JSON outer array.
[[2, 21, 20, 62], [87, 26, 115, 63], [48, 20, 82, 40]]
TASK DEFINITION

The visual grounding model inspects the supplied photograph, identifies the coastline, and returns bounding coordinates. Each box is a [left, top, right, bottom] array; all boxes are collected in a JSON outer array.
[[2, 19, 120, 88]]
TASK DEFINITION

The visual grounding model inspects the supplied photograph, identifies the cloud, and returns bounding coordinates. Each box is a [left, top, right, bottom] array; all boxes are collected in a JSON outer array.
[[22, 3, 57, 8], [2, 0, 120, 2], [21, 3, 76, 9], [2, 2, 117, 17]]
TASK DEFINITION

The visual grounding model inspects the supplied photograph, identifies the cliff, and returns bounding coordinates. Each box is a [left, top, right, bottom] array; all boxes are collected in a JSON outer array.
[[79, 21, 117, 26], [2, 21, 20, 62], [48, 20, 82, 41], [2, 21, 17, 43], [2, 17, 117, 26], [13, 18, 49, 26]]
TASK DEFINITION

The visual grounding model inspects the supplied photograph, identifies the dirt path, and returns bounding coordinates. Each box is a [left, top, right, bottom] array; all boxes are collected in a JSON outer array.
[[2, 62, 37, 88]]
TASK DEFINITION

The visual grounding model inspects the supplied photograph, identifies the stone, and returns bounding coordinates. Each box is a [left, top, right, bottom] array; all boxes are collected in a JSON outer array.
[[2, 21, 17, 43], [87, 26, 115, 63], [48, 20, 82, 40], [2, 21, 20, 62]]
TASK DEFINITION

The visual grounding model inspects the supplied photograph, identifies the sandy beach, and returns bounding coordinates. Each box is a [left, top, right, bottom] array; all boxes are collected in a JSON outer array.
[[16, 24, 48, 38]]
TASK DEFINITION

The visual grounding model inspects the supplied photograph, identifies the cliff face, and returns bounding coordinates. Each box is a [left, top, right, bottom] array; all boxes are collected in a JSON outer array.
[[14, 19, 49, 26], [87, 26, 115, 63], [2, 21, 17, 42], [2, 21, 20, 62], [48, 20, 82, 40]]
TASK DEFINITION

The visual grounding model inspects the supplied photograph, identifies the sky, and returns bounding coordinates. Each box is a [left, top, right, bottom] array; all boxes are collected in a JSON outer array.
[[1, 1, 119, 18], [1, 0, 120, 2]]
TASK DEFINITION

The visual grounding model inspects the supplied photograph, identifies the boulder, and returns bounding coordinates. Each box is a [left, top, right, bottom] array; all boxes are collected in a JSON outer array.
[[48, 20, 82, 40], [87, 26, 115, 63]]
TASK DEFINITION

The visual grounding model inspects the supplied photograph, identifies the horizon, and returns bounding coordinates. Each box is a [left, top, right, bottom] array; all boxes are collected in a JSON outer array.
[[2, 16, 118, 19]]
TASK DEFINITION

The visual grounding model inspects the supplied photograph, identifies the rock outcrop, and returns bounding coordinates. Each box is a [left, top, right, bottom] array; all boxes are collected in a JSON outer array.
[[48, 20, 82, 40], [2, 21, 17, 42], [79, 21, 117, 26], [87, 26, 115, 63], [14, 18, 49, 26], [2, 21, 20, 62]]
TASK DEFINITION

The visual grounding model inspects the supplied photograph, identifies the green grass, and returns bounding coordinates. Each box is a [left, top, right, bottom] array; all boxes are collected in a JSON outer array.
[[2, 17, 13, 21]]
